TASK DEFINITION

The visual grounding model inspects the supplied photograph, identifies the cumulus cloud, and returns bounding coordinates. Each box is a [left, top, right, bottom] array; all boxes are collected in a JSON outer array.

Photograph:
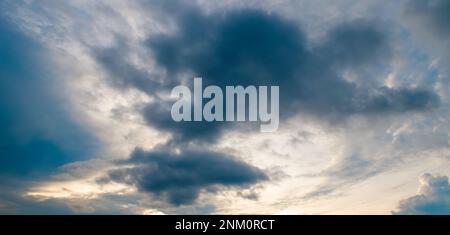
[[132, 6, 439, 143], [393, 173, 450, 215], [101, 147, 268, 205]]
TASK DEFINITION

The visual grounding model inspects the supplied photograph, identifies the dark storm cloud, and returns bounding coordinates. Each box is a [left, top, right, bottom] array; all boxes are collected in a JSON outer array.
[[393, 174, 450, 215], [0, 15, 98, 176], [102, 147, 268, 205], [405, 0, 450, 38], [148, 9, 308, 88], [142, 101, 228, 144], [136, 7, 439, 143]]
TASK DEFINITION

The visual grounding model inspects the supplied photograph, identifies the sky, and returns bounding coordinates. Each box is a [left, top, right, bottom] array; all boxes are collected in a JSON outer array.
[[0, 0, 449, 215]]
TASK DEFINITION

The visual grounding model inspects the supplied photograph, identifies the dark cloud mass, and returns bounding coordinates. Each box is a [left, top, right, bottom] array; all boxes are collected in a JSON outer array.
[[142, 101, 228, 143], [318, 21, 389, 68], [136, 7, 439, 143], [103, 147, 268, 205], [393, 174, 450, 215]]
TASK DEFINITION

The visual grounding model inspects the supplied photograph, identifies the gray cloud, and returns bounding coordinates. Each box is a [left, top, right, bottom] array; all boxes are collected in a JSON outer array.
[[87, 6, 444, 210], [405, 0, 450, 39], [0, 0, 447, 214], [318, 21, 390, 70], [142, 101, 231, 144], [102, 147, 268, 205], [393, 173, 450, 215], [134, 6, 439, 143], [92, 39, 164, 95]]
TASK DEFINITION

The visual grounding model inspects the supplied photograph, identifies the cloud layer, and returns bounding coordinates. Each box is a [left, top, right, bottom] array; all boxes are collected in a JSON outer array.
[[138, 7, 440, 144], [0, 0, 449, 214], [405, 0, 450, 38]]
